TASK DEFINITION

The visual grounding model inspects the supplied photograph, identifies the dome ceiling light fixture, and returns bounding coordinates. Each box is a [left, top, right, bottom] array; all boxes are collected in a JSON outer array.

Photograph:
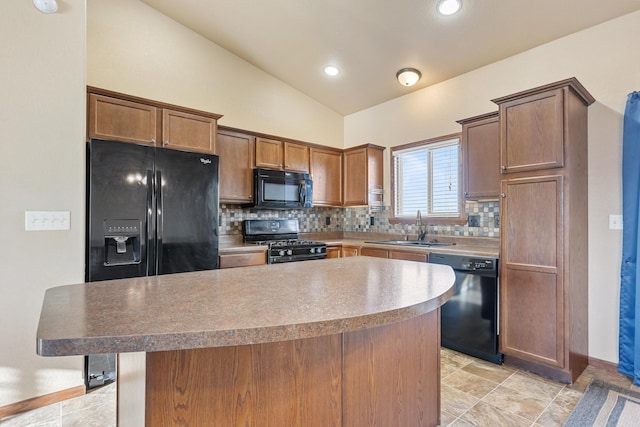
[[33, 0, 58, 14], [396, 68, 422, 87], [437, 0, 462, 16]]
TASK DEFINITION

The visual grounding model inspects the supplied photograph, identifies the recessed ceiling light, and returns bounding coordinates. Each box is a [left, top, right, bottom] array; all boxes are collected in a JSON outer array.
[[437, 0, 462, 16], [324, 66, 340, 77]]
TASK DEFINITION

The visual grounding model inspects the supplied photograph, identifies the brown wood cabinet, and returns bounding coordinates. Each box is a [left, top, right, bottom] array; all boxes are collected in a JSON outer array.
[[493, 78, 594, 383], [458, 112, 500, 199], [255, 137, 309, 172], [343, 144, 384, 207], [310, 147, 343, 207], [88, 93, 159, 146], [87, 87, 222, 154], [215, 128, 255, 204], [162, 109, 216, 153], [360, 247, 428, 262], [359, 247, 389, 258], [218, 251, 266, 269], [326, 245, 341, 258], [390, 251, 428, 262], [327, 245, 360, 258], [499, 87, 565, 174], [341, 246, 359, 257], [255, 137, 283, 169], [284, 142, 310, 172], [146, 311, 440, 427]]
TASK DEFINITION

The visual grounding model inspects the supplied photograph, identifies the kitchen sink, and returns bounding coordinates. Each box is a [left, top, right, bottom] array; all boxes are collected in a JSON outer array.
[[365, 240, 454, 247]]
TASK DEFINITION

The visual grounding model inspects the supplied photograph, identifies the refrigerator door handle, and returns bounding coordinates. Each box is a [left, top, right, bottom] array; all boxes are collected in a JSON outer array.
[[146, 169, 155, 276], [156, 170, 163, 274]]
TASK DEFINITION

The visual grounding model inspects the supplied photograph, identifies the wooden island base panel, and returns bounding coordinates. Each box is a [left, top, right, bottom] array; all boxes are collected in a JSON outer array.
[[146, 311, 439, 426], [37, 257, 454, 427]]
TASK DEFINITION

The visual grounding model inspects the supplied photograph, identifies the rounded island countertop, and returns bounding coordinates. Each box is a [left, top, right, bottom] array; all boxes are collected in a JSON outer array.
[[37, 257, 455, 356]]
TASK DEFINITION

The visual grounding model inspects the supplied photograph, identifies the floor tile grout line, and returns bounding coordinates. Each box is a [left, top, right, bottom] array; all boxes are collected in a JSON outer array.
[[530, 383, 568, 426], [443, 361, 513, 425], [442, 362, 568, 426]]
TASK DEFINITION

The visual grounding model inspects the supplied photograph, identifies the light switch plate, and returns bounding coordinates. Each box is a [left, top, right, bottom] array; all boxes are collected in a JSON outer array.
[[609, 214, 623, 230], [25, 211, 70, 231]]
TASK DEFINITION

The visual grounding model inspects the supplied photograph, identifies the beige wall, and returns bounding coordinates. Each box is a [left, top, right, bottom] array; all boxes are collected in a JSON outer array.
[[345, 10, 640, 363], [0, 1, 87, 406], [87, 0, 344, 148]]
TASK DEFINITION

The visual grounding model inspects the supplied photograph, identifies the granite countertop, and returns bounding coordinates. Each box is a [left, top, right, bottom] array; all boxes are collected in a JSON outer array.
[[37, 257, 455, 357]]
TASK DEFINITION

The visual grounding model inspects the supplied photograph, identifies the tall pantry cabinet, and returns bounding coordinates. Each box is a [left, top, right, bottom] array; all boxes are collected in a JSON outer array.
[[493, 78, 594, 383]]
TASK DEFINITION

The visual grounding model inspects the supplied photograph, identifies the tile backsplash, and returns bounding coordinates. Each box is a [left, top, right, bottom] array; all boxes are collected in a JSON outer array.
[[220, 201, 499, 238]]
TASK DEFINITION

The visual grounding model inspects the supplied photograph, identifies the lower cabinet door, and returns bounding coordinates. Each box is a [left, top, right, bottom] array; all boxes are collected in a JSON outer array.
[[360, 248, 389, 258], [500, 175, 564, 368], [390, 251, 428, 262]]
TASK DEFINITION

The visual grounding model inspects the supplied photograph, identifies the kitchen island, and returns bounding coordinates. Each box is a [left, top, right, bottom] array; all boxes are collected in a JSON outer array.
[[37, 257, 455, 426]]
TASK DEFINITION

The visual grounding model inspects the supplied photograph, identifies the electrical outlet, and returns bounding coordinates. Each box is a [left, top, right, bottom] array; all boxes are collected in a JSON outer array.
[[370, 216, 375, 226], [468, 215, 480, 227], [494, 216, 500, 228], [325, 216, 331, 226]]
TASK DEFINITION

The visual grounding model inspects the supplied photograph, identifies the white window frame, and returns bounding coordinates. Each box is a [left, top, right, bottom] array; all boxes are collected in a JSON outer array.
[[390, 134, 463, 223]]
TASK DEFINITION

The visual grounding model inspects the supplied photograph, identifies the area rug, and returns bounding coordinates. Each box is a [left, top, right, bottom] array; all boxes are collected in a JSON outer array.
[[564, 379, 640, 426]]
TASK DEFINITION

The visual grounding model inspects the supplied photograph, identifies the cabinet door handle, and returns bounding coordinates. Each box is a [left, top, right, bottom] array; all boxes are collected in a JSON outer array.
[[463, 191, 469, 196], [151, 138, 156, 144], [501, 165, 506, 170], [500, 193, 506, 198], [164, 140, 169, 146]]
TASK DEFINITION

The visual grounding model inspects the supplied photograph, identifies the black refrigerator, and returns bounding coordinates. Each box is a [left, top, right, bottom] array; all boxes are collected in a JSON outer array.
[[85, 138, 219, 388]]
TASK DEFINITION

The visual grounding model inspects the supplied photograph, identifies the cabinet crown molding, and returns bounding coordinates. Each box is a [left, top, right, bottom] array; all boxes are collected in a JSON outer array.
[[490, 77, 595, 107]]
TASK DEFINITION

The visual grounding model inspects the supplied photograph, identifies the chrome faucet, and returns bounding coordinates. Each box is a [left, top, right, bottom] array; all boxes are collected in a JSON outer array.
[[416, 210, 427, 241]]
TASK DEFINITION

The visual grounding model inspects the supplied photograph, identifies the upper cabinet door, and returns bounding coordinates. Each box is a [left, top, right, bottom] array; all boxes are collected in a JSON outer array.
[[162, 109, 216, 154], [499, 88, 564, 173], [255, 137, 284, 170], [255, 138, 310, 172], [88, 94, 158, 146], [310, 147, 342, 207], [215, 129, 255, 204], [343, 148, 368, 206], [284, 142, 310, 173], [343, 145, 384, 207], [459, 112, 500, 199]]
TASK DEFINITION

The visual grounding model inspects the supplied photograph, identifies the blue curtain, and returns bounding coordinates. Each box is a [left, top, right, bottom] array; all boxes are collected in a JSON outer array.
[[619, 91, 640, 384]]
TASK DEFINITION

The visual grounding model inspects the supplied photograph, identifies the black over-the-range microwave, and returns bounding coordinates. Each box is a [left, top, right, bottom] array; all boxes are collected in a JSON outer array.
[[252, 168, 313, 209]]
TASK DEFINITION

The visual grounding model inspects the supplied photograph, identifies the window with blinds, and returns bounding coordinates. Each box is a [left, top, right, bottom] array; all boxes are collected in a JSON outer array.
[[392, 137, 461, 219]]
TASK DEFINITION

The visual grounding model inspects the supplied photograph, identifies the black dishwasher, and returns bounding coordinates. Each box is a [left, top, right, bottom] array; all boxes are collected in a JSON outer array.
[[430, 252, 503, 364]]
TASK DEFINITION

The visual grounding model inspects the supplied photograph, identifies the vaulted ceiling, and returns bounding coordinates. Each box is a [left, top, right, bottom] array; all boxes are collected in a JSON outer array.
[[141, 0, 640, 115]]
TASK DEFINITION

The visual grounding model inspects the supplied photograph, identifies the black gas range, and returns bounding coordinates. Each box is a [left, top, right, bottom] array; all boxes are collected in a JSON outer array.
[[242, 219, 327, 264]]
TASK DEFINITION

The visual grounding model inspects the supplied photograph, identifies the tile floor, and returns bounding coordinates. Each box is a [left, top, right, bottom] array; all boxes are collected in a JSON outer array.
[[440, 348, 636, 426], [0, 349, 634, 426]]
